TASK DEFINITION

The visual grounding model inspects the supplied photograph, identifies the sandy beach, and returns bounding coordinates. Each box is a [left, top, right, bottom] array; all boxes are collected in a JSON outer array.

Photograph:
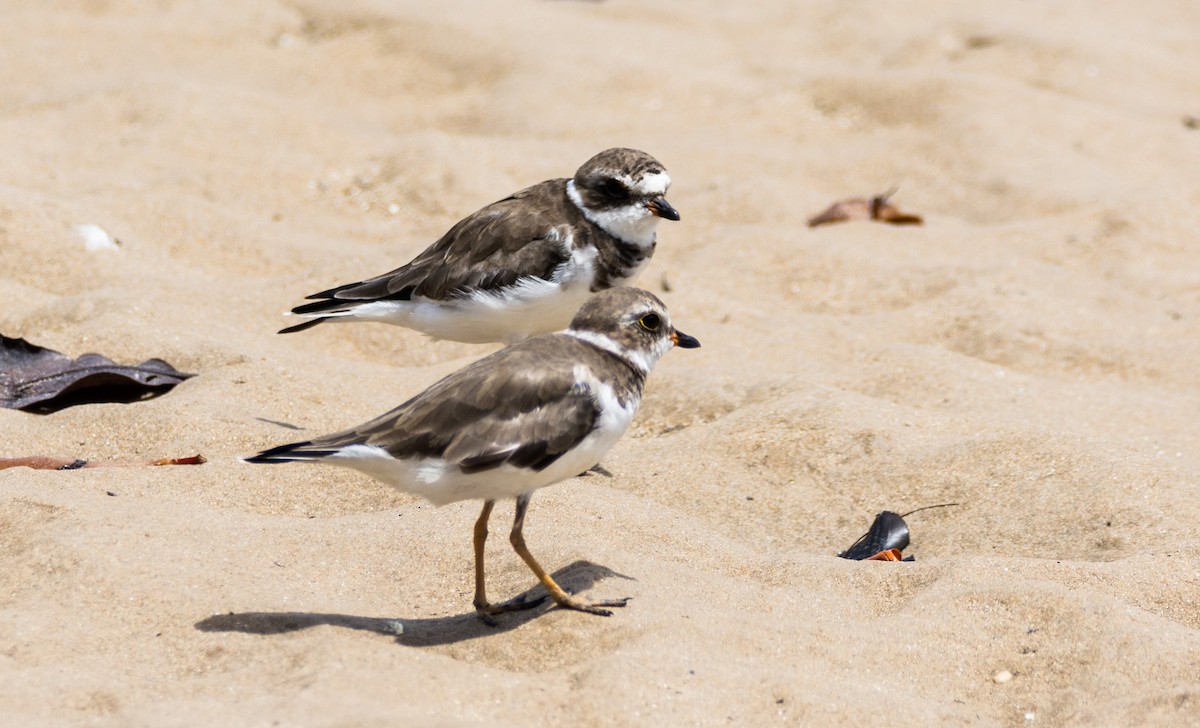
[[2, 1, 1198, 725]]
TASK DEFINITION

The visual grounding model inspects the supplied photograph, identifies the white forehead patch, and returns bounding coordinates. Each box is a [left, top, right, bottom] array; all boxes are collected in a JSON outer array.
[[614, 171, 671, 197]]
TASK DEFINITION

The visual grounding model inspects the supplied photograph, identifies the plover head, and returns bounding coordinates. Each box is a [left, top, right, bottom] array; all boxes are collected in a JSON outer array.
[[567, 148, 679, 248], [566, 287, 699, 375]]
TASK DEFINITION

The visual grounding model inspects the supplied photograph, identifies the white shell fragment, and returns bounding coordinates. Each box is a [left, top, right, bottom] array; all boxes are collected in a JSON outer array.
[[74, 224, 120, 252]]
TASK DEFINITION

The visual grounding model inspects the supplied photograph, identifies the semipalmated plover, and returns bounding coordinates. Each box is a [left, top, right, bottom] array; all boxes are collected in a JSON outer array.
[[249, 287, 700, 619], [279, 148, 679, 343]]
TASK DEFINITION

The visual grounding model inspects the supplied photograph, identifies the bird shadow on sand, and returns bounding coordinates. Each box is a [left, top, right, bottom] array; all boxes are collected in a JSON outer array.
[[194, 560, 633, 647]]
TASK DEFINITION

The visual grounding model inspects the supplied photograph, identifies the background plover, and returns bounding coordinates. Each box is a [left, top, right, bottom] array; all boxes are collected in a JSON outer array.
[[280, 148, 679, 343]]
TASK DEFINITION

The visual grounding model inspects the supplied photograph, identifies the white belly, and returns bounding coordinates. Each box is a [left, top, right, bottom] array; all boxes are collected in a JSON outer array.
[[413, 276, 595, 344], [350, 242, 602, 344], [323, 370, 638, 505], [327, 407, 635, 506]]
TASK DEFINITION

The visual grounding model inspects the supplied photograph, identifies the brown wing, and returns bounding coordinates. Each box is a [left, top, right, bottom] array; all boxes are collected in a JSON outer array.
[[313, 338, 602, 473], [293, 181, 582, 312]]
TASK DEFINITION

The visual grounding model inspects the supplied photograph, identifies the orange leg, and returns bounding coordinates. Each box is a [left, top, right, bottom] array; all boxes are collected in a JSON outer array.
[[472, 499, 544, 622], [509, 494, 629, 616]]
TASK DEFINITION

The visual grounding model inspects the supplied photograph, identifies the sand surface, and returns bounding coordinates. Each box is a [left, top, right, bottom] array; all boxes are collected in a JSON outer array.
[[2, 1, 1199, 725]]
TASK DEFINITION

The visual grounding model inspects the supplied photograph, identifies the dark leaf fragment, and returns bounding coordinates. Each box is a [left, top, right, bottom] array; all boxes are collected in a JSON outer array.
[[865, 548, 904, 561], [0, 335, 194, 412], [838, 503, 958, 561], [807, 188, 924, 228], [839, 511, 912, 560]]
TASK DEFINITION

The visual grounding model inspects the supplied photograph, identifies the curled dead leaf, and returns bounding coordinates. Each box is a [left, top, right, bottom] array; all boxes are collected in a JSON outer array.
[[0, 335, 194, 412]]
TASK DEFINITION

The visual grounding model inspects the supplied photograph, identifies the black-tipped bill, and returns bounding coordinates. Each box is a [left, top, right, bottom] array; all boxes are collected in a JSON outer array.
[[670, 329, 701, 349], [647, 196, 681, 221]]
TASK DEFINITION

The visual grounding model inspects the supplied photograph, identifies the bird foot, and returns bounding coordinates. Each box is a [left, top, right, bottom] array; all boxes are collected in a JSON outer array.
[[474, 593, 549, 626], [552, 595, 631, 617]]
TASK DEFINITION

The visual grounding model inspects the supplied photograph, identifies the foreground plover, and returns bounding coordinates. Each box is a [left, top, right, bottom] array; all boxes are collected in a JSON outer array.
[[279, 148, 679, 343], [250, 287, 699, 618]]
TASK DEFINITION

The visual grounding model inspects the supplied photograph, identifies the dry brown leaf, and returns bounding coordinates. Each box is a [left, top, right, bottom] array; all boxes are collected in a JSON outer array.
[[0, 454, 206, 470], [807, 188, 924, 228]]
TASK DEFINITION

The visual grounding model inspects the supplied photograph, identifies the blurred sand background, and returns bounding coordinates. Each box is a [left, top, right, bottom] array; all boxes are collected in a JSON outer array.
[[2, 1, 1199, 725]]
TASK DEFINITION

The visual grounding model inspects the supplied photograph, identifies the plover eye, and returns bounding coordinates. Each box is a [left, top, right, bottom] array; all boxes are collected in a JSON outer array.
[[638, 313, 661, 332], [601, 178, 626, 197]]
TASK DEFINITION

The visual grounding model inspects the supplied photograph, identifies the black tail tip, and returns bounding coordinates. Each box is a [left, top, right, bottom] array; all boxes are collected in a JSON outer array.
[[243, 441, 315, 463], [277, 317, 327, 335]]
